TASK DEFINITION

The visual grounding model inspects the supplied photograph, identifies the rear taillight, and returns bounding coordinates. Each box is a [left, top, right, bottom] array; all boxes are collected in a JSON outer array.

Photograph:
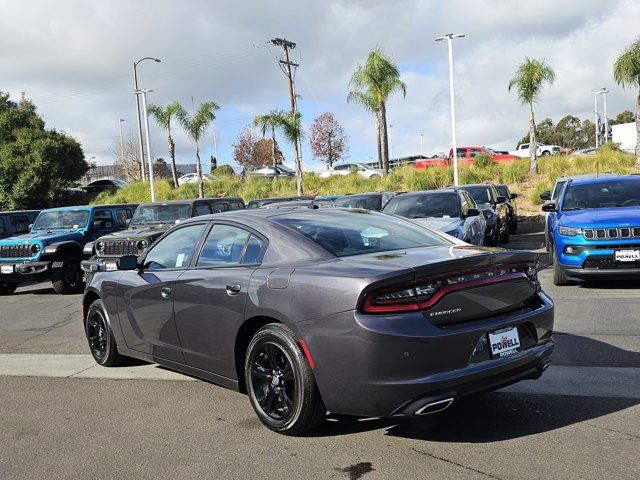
[[361, 264, 537, 314]]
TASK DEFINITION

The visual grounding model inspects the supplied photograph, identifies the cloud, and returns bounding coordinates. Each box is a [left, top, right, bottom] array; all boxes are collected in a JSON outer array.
[[0, 0, 637, 171]]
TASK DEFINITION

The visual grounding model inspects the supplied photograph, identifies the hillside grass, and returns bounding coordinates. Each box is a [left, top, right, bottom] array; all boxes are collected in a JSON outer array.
[[93, 144, 638, 216]]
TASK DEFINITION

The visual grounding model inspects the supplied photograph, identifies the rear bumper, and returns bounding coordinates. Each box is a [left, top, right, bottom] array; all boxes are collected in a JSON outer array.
[[296, 292, 554, 417], [0, 261, 51, 282]]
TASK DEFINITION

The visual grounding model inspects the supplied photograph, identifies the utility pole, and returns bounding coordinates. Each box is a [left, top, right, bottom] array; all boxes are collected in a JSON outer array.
[[602, 87, 610, 143], [118, 119, 125, 163], [389, 124, 394, 162], [420, 133, 424, 156], [133, 57, 161, 181], [270, 37, 303, 195]]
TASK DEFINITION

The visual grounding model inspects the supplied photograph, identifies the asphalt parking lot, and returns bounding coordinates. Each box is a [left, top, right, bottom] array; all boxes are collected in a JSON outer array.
[[1, 221, 639, 480]]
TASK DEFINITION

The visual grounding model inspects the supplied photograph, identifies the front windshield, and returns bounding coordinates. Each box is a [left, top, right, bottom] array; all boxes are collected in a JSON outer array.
[[274, 210, 451, 257], [462, 186, 493, 205], [32, 210, 90, 230], [383, 193, 460, 218], [562, 180, 640, 210], [334, 195, 380, 210], [131, 204, 192, 225]]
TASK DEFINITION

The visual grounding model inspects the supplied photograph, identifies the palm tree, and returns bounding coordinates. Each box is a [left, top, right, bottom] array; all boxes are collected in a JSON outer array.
[[177, 101, 220, 198], [508, 57, 556, 174], [277, 111, 304, 193], [253, 110, 285, 179], [614, 36, 640, 165], [347, 47, 406, 175], [148, 102, 185, 188]]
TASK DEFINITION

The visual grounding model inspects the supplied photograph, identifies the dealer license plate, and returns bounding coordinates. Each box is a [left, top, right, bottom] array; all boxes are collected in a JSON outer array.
[[614, 250, 640, 262], [0, 265, 14, 274], [488, 327, 521, 358]]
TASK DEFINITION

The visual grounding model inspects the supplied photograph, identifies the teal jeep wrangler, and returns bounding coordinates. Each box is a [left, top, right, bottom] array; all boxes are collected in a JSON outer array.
[[0, 204, 136, 295]]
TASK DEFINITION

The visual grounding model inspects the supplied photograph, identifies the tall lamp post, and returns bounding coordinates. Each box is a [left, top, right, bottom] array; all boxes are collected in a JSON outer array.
[[133, 57, 161, 181], [118, 118, 125, 163], [594, 87, 609, 148], [389, 124, 394, 162], [436, 33, 465, 186], [135, 88, 156, 202]]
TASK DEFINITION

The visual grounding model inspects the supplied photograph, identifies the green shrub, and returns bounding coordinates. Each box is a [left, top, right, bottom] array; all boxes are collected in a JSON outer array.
[[499, 160, 528, 184], [213, 165, 235, 176], [530, 179, 554, 205], [472, 153, 494, 169]]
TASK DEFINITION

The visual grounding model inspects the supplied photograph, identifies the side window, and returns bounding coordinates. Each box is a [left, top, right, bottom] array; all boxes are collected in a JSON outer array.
[[194, 203, 212, 216], [459, 194, 469, 215], [212, 202, 229, 213], [115, 209, 132, 228], [465, 192, 477, 209], [230, 201, 244, 211], [144, 224, 206, 270], [0, 218, 6, 236], [456, 148, 467, 158], [94, 210, 114, 230], [11, 216, 30, 234], [197, 225, 251, 266], [242, 236, 264, 264]]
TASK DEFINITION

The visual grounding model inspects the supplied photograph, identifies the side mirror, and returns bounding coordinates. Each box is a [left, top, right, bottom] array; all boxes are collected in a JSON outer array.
[[540, 190, 551, 201], [116, 255, 138, 270], [28, 224, 34, 230], [510, 193, 518, 199], [92, 219, 105, 231], [496, 196, 507, 204], [464, 208, 480, 217], [541, 202, 557, 212], [126, 218, 132, 227]]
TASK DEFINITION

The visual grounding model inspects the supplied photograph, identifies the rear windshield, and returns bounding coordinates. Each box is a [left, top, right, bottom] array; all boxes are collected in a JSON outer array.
[[32, 210, 90, 230], [334, 195, 381, 210], [562, 180, 640, 210], [274, 210, 450, 257], [383, 193, 460, 218], [462, 186, 493, 205], [132, 204, 192, 225]]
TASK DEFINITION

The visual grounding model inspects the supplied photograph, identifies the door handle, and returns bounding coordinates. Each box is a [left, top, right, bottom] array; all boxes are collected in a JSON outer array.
[[226, 284, 241, 296], [161, 287, 172, 299]]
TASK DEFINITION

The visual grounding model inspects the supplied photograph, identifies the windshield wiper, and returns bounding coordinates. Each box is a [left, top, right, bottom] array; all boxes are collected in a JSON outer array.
[[562, 207, 584, 211]]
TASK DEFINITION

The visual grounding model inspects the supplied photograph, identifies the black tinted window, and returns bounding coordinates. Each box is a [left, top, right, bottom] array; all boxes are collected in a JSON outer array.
[[145, 224, 206, 270], [462, 186, 493, 205], [0, 218, 5, 235], [230, 201, 244, 211], [194, 204, 212, 216], [11, 216, 30, 234], [94, 210, 114, 230], [384, 193, 460, 218], [275, 210, 450, 257], [242, 236, 264, 264], [334, 195, 381, 211], [212, 202, 229, 213], [197, 225, 250, 266], [115, 209, 132, 228]]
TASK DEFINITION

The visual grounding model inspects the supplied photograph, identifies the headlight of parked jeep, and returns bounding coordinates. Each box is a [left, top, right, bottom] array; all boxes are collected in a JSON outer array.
[[31, 244, 41, 254], [96, 241, 105, 253], [558, 226, 582, 237], [136, 239, 148, 252]]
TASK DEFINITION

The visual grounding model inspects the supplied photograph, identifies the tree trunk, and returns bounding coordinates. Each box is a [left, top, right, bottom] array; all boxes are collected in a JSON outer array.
[[271, 126, 278, 180], [195, 143, 204, 199], [636, 88, 640, 166], [375, 113, 383, 169], [529, 103, 538, 174], [379, 102, 390, 176], [293, 138, 303, 195], [168, 133, 178, 188]]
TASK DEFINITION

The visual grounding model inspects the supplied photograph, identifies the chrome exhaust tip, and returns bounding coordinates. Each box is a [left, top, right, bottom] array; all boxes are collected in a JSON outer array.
[[414, 397, 454, 416]]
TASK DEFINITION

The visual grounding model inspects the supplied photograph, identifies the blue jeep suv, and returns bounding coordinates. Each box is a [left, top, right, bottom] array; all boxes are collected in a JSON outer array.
[[544, 175, 640, 285], [0, 204, 136, 295]]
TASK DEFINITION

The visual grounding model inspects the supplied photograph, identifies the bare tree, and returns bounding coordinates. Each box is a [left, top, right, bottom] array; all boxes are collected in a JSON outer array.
[[113, 134, 142, 181]]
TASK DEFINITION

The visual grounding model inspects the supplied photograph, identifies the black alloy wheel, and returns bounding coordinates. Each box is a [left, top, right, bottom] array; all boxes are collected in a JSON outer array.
[[250, 342, 295, 421], [245, 323, 326, 435], [84, 299, 123, 367], [51, 254, 83, 294]]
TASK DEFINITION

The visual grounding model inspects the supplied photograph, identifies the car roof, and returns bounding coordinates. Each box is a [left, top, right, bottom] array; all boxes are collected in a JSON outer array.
[[0, 210, 40, 215], [40, 204, 136, 212], [569, 174, 640, 186], [137, 198, 243, 207], [393, 190, 458, 197], [555, 172, 616, 182]]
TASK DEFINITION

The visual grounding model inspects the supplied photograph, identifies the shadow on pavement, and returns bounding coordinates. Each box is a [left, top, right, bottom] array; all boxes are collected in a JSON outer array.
[[553, 331, 640, 367]]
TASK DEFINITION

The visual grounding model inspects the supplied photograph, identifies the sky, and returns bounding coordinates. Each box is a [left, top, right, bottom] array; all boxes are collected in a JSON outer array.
[[1, 0, 638, 173]]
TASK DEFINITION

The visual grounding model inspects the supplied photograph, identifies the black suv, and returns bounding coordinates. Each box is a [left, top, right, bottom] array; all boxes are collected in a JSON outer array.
[[85, 198, 245, 272], [333, 192, 397, 211], [0, 210, 41, 239], [496, 184, 518, 234]]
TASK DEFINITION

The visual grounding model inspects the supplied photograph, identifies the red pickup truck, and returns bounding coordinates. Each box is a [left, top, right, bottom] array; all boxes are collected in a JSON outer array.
[[450, 147, 518, 164]]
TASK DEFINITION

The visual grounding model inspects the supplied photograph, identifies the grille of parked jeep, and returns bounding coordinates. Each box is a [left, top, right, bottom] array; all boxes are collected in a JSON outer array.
[[103, 240, 137, 256], [583, 227, 640, 240], [0, 244, 32, 258], [583, 257, 640, 270]]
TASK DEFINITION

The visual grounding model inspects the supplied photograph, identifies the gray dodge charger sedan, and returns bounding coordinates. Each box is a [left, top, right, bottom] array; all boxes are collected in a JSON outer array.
[[81, 207, 554, 435]]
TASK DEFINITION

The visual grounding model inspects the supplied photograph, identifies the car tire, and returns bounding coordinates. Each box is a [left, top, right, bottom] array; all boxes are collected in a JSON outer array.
[[369, 174, 381, 180], [245, 323, 326, 435], [84, 299, 124, 367], [552, 247, 570, 286], [51, 254, 84, 294], [541, 150, 551, 156], [0, 281, 18, 295], [509, 217, 517, 234], [500, 222, 510, 243]]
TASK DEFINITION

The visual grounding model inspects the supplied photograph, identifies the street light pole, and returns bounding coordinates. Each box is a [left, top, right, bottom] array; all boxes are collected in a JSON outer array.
[[420, 133, 424, 155], [602, 87, 610, 143], [136, 89, 156, 202], [389, 124, 394, 162], [133, 57, 161, 182], [594, 88, 609, 148], [594, 91, 599, 148], [436, 33, 465, 186], [118, 119, 125, 163]]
